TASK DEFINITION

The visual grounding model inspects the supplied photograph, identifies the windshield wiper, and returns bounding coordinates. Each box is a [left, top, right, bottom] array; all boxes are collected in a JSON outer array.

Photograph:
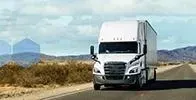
[[112, 50, 135, 53], [111, 51, 125, 53]]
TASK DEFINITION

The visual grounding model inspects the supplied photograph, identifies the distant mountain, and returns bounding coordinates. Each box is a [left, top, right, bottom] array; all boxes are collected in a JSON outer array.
[[51, 46, 196, 62], [158, 46, 196, 62], [56, 55, 91, 61], [41, 54, 91, 61], [1, 46, 196, 63]]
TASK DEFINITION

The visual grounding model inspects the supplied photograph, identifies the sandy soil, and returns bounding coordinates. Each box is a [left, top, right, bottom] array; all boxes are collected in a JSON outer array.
[[189, 64, 196, 73], [156, 64, 182, 73], [0, 86, 42, 100], [1, 83, 92, 100]]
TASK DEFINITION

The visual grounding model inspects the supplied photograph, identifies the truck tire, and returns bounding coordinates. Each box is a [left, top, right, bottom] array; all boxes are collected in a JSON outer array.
[[94, 84, 101, 90], [104, 85, 110, 88], [134, 74, 143, 89]]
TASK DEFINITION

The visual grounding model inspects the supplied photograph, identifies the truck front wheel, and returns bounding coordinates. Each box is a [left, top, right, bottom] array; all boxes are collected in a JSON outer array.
[[94, 84, 101, 90], [134, 74, 143, 89]]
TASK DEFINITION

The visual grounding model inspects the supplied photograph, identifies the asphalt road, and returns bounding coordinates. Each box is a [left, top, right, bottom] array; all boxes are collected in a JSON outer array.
[[53, 64, 196, 100]]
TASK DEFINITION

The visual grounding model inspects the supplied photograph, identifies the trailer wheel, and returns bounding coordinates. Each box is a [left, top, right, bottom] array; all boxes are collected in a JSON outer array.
[[94, 84, 101, 90], [153, 69, 156, 82]]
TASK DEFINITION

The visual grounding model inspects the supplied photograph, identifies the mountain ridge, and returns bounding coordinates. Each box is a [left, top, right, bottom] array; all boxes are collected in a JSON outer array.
[[43, 46, 196, 62], [158, 46, 196, 62], [1, 46, 196, 62]]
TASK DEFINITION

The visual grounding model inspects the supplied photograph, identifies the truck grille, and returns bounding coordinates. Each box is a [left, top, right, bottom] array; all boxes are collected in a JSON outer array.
[[105, 76, 124, 80], [104, 62, 126, 80]]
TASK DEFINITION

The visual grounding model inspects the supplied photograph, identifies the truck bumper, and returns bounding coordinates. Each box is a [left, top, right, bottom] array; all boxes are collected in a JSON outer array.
[[93, 74, 138, 85]]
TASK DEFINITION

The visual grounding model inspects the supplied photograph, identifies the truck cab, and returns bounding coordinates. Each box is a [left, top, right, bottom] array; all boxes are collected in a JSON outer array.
[[90, 20, 157, 90]]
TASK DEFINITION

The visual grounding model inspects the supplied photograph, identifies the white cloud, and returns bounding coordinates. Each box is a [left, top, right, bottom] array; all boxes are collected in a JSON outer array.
[[0, 0, 16, 11], [161, 36, 176, 43], [120, 15, 196, 24], [18, 0, 91, 16], [90, 0, 196, 15], [2, 0, 195, 17], [1, 0, 196, 55], [81, 15, 92, 20], [20, 5, 62, 15], [44, 16, 73, 27], [77, 25, 99, 35], [2, 0, 196, 17]]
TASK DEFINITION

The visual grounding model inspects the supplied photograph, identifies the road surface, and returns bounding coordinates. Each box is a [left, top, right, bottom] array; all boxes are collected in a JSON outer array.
[[51, 64, 196, 100]]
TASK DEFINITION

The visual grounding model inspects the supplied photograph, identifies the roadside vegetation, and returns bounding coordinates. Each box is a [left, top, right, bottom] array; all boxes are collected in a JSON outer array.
[[157, 62, 181, 66], [0, 60, 184, 88], [0, 60, 184, 99], [188, 61, 196, 65], [0, 60, 93, 88]]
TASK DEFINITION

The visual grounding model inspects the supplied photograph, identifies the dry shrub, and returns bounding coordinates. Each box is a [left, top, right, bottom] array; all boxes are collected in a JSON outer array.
[[156, 62, 168, 66], [157, 62, 181, 66], [66, 60, 92, 83], [189, 61, 196, 65], [0, 64, 24, 85], [167, 62, 180, 65], [0, 60, 93, 88]]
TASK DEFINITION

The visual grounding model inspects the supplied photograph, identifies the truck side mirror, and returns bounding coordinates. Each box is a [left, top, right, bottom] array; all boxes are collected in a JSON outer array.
[[143, 45, 147, 54], [90, 45, 94, 55], [135, 55, 140, 60], [90, 45, 100, 64]]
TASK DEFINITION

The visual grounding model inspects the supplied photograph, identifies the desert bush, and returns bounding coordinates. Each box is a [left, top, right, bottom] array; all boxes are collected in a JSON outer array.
[[0, 60, 92, 87], [0, 64, 24, 85], [156, 62, 168, 66], [156, 62, 180, 66], [189, 61, 196, 65], [167, 62, 181, 65]]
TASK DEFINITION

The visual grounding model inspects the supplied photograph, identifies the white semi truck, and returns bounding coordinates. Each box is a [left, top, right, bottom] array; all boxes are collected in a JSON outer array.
[[90, 20, 157, 90]]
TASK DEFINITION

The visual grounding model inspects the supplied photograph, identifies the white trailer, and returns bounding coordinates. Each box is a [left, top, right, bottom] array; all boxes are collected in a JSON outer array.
[[90, 20, 157, 90]]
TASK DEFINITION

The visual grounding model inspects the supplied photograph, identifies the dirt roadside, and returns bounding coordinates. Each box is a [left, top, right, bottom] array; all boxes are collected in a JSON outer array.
[[156, 64, 182, 73], [189, 64, 196, 73], [1, 64, 182, 100]]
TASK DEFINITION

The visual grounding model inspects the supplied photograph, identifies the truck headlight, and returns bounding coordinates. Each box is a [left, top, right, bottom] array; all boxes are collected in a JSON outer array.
[[127, 62, 141, 74], [131, 61, 140, 66], [129, 67, 139, 73], [93, 67, 101, 73]]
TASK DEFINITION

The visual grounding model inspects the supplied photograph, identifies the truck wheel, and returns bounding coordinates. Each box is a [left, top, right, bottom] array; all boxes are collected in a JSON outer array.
[[104, 85, 110, 88], [135, 74, 143, 89], [94, 84, 101, 90]]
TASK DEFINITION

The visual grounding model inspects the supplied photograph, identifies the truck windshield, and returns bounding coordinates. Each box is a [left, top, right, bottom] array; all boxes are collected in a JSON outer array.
[[99, 42, 138, 54]]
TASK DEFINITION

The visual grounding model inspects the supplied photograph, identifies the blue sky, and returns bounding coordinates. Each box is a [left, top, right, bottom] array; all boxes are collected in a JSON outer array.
[[0, 0, 196, 56]]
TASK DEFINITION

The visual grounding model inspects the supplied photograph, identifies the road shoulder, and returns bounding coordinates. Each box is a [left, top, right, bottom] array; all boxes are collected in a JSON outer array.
[[3, 83, 92, 100], [189, 64, 196, 73], [156, 64, 182, 73]]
